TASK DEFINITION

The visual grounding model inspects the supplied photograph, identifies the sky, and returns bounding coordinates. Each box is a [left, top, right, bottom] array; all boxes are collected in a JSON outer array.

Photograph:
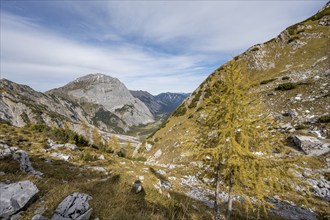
[[0, 1, 327, 95]]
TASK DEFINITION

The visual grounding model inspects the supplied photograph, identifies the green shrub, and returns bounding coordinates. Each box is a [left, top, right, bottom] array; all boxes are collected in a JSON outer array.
[[135, 156, 147, 162], [80, 151, 98, 162], [317, 115, 330, 123], [296, 30, 305, 35], [260, 78, 277, 85], [287, 36, 299, 44], [282, 76, 290, 80], [172, 105, 187, 117], [188, 90, 202, 109], [295, 124, 308, 130], [275, 82, 297, 91], [117, 148, 126, 158], [251, 47, 259, 52]]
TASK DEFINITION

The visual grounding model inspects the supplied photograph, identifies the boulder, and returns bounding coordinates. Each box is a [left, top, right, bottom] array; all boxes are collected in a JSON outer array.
[[293, 135, 330, 156], [47, 139, 78, 151], [51, 192, 93, 220], [50, 152, 71, 161], [12, 150, 43, 177], [133, 180, 143, 193], [0, 181, 39, 219]]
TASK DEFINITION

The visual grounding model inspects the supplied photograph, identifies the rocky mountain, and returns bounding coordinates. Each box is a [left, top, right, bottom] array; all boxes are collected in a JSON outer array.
[[145, 2, 330, 164], [155, 92, 190, 114], [0, 78, 94, 136], [47, 74, 154, 132], [138, 4, 330, 217], [130, 90, 189, 117]]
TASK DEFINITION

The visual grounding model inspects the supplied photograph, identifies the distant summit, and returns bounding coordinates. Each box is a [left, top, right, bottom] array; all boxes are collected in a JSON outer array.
[[130, 90, 189, 117]]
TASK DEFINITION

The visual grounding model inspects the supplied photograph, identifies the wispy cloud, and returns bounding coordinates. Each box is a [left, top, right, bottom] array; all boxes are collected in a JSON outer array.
[[0, 1, 327, 94]]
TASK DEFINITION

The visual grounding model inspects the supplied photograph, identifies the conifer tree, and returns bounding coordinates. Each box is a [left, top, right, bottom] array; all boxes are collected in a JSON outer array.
[[196, 61, 302, 220]]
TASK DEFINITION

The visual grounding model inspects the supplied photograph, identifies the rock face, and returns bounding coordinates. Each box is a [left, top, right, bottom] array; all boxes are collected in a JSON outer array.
[[130, 90, 189, 116], [48, 74, 154, 132], [293, 135, 330, 156], [0, 181, 39, 219], [51, 192, 93, 220], [0, 79, 91, 132]]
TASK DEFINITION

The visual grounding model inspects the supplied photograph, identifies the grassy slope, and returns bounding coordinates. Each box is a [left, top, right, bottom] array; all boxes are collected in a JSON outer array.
[[0, 122, 214, 220]]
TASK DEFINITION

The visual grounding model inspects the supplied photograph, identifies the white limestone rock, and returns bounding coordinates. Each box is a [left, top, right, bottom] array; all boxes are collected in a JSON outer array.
[[51, 192, 92, 220], [0, 181, 39, 219]]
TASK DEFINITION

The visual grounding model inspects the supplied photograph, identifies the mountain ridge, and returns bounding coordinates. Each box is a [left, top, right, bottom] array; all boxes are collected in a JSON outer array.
[[130, 90, 189, 117]]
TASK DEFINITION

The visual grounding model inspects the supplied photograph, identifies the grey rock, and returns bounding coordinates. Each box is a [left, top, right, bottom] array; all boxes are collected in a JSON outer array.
[[308, 176, 330, 201], [50, 152, 71, 161], [293, 135, 330, 156], [133, 180, 143, 193], [87, 166, 108, 175], [153, 149, 162, 159], [51, 192, 92, 220], [160, 180, 172, 190], [47, 139, 78, 151], [32, 214, 49, 220], [0, 181, 39, 219], [318, 15, 330, 26], [270, 199, 318, 220], [0, 143, 43, 177], [145, 143, 152, 151], [12, 150, 43, 177]]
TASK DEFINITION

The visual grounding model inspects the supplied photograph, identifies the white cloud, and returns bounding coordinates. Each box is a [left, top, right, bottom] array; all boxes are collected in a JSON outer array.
[[0, 1, 327, 94]]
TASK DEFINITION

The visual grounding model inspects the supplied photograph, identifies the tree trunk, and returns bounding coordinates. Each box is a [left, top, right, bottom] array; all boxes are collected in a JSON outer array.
[[214, 161, 222, 220], [226, 174, 233, 220]]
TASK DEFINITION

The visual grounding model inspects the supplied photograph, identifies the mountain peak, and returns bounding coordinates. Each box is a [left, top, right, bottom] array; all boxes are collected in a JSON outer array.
[[73, 73, 120, 84]]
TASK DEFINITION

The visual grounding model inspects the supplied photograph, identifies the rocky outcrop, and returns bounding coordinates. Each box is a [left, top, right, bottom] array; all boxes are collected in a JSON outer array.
[[0, 181, 39, 219], [51, 192, 93, 220], [46, 139, 78, 151], [48, 74, 154, 132], [270, 199, 318, 220], [0, 143, 43, 177], [293, 135, 330, 156]]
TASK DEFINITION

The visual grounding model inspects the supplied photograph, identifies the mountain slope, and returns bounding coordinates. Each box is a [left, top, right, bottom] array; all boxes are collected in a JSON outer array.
[[130, 90, 189, 116], [0, 78, 95, 136], [155, 93, 190, 114], [144, 3, 330, 164], [48, 74, 154, 132]]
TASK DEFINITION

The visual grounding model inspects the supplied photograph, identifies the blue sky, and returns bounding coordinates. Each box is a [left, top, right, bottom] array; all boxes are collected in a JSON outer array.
[[0, 1, 327, 95]]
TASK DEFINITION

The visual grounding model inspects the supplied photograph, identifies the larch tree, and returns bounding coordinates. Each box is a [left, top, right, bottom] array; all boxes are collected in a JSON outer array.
[[196, 61, 303, 220]]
